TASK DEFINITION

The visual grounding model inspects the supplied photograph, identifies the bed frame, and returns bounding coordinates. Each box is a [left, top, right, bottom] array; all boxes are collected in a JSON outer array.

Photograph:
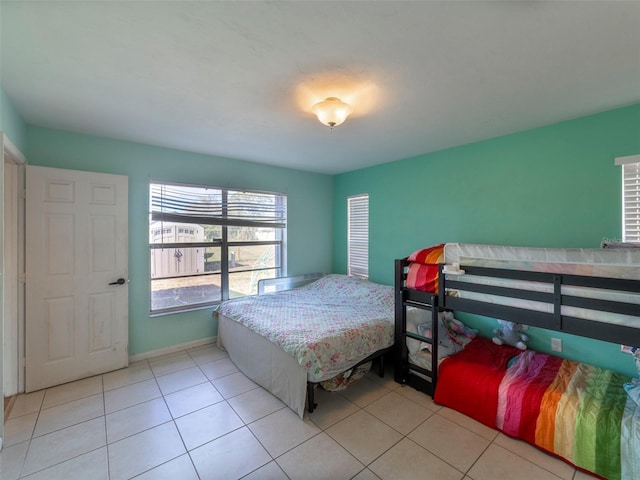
[[438, 263, 640, 348], [307, 346, 392, 413]]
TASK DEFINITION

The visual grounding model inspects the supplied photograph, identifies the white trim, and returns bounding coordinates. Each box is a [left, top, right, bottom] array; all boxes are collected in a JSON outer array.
[[2, 134, 27, 165], [128, 336, 216, 362], [614, 154, 640, 166], [4, 161, 19, 396], [1, 134, 27, 399]]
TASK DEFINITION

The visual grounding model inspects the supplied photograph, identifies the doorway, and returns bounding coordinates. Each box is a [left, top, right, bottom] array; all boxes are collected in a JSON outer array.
[[1, 134, 26, 446], [3, 148, 25, 397]]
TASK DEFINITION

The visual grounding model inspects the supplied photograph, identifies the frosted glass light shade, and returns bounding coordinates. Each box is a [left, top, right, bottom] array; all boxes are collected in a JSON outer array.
[[311, 97, 353, 127]]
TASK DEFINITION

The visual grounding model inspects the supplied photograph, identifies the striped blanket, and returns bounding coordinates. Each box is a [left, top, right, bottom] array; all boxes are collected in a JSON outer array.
[[435, 337, 640, 480]]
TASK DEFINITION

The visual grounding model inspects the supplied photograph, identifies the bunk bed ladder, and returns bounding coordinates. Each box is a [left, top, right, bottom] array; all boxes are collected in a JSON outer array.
[[394, 258, 440, 397]]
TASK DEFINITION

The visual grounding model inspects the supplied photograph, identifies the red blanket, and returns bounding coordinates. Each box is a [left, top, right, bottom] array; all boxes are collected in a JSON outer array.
[[434, 337, 520, 427]]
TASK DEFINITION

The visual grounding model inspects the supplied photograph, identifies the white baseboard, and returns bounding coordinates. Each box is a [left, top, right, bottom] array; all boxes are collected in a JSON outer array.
[[129, 336, 216, 363]]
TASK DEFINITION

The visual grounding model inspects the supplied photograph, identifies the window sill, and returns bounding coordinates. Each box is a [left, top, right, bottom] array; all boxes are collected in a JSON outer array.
[[149, 303, 220, 318]]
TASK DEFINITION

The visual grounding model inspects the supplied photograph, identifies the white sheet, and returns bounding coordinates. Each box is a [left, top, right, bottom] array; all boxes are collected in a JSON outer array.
[[217, 313, 308, 418]]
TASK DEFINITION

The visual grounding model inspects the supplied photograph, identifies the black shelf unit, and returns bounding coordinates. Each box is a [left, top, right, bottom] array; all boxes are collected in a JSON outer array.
[[394, 258, 440, 396]]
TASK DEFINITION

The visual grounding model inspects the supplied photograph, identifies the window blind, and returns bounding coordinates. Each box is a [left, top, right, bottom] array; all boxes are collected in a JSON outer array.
[[622, 161, 640, 242], [348, 194, 369, 278], [615, 155, 640, 243], [150, 183, 286, 228]]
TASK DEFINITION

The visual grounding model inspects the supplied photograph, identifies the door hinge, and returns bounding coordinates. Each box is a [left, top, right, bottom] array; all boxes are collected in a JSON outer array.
[[19, 273, 26, 284], [20, 357, 26, 368]]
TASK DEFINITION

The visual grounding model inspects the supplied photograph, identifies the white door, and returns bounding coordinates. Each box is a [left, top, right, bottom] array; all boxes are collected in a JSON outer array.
[[25, 166, 128, 392]]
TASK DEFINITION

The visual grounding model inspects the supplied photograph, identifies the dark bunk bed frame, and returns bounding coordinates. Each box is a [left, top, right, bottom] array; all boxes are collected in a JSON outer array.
[[437, 263, 640, 347], [394, 258, 440, 396], [394, 259, 640, 398], [432, 261, 640, 480]]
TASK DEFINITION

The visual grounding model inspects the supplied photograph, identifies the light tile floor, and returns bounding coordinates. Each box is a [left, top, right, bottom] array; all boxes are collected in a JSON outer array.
[[1, 343, 600, 480]]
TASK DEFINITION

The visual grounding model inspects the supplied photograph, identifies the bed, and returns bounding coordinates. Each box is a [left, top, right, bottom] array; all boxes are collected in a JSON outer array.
[[215, 274, 395, 418], [433, 243, 640, 480]]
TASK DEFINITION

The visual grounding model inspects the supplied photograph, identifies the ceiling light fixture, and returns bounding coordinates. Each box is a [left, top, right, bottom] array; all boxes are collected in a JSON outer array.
[[311, 97, 353, 128]]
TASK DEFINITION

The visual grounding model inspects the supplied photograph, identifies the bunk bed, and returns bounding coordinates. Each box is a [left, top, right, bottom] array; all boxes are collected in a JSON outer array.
[[215, 273, 395, 418], [430, 243, 640, 480]]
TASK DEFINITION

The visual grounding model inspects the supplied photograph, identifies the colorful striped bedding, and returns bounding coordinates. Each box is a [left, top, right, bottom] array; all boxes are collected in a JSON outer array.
[[405, 244, 444, 293], [435, 337, 640, 480]]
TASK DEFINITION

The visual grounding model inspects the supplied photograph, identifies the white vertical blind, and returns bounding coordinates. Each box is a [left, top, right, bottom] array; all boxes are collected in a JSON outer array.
[[616, 156, 640, 243], [348, 194, 369, 278], [622, 161, 640, 242]]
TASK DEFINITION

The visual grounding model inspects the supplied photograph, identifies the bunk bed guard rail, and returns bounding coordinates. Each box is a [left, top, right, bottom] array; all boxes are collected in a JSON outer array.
[[438, 264, 640, 347]]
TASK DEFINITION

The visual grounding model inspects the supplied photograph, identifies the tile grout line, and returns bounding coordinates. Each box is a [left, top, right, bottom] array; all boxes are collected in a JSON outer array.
[[6, 344, 591, 480], [156, 350, 194, 478], [101, 375, 111, 480], [15, 385, 47, 479]]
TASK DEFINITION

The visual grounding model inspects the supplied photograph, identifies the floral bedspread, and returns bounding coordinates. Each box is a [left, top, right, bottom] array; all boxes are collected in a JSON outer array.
[[215, 274, 394, 382]]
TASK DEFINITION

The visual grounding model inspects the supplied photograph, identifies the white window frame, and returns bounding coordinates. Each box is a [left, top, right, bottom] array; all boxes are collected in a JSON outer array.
[[149, 181, 287, 314], [348, 194, 369, 278], [615, 155, 640, 243]]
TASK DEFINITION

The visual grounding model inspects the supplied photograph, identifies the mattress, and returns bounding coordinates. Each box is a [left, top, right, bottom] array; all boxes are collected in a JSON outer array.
[[444, 243, 640, 279]]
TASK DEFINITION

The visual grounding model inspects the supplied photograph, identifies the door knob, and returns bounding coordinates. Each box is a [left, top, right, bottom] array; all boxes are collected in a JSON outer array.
[[109, 278, 126, 286]]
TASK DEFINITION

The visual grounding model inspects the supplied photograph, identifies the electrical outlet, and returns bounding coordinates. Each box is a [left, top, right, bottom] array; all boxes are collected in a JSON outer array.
[[551, 338, 562, 352]]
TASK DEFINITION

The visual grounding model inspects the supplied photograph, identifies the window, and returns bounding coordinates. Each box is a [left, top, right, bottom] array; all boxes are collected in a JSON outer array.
[[348, 194, 369, 278], [615, 155, 640, 243], [150, 182, 287, 313]]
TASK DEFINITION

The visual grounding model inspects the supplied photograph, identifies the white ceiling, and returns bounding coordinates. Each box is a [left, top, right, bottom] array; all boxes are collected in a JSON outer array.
[[2, 1, 639, 175]]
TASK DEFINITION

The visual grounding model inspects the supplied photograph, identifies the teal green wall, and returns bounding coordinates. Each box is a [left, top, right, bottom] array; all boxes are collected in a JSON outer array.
[[333, 104, 640, 377], [26, 126, 333, 355], [0, 87, 27, 153], [0, 2, 27, 152]]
